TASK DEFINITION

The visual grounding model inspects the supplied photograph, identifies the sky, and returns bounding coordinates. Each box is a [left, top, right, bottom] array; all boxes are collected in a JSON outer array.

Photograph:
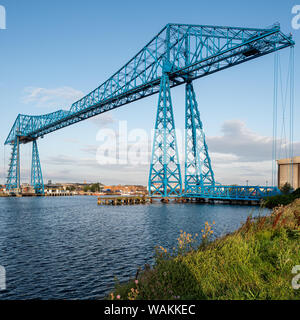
[[0, 0, 299, 186]]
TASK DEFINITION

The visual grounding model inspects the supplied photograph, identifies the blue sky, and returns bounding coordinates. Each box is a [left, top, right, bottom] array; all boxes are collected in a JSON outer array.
[[0, 0, 299, 186]]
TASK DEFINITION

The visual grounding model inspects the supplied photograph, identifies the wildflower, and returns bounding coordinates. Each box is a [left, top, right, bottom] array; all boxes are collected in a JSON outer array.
[[116, 295, 121, 299], [135, 280, 139, 285]]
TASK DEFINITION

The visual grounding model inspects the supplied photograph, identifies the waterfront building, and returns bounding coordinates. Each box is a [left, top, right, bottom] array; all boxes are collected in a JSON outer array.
[[277, 156, 300, 190]]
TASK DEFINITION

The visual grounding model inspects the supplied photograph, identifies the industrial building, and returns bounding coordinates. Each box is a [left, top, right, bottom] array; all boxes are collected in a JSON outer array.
[[277, 156, 300, 190]]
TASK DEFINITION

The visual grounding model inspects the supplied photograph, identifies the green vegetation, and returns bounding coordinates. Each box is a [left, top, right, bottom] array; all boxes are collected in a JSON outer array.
[[280, 183, 294, 195], [263, 185, 300, 209], [83, 183, 103, 193], [109, 200, 300, 300]]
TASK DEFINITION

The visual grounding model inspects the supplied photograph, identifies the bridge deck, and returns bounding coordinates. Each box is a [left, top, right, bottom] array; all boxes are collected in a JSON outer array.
[[183, 185, 280, 201]]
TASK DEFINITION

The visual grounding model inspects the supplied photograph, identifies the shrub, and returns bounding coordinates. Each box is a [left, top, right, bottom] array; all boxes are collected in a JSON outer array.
[[263, 187, 300, 209], [280, 182, 293, 195]]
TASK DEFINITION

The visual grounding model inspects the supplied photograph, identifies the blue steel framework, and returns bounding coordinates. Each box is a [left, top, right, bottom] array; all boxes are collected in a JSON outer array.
[[184, 185, 280, 200], [4, 23, 294, 199], [31, 140, 44, 194], [6, 136, 20, 191], [184, 81, 215, 194], [148, 72, 182, 197]]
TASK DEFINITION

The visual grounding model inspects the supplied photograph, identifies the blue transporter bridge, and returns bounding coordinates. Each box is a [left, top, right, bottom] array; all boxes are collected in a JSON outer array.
[[5, 23, 294, 200]]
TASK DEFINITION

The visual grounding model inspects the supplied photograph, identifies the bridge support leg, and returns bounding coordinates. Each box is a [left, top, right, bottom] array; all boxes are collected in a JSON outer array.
[[184, 81, 215, 194], [6, 136, 21, 193], [31, 140, 44, 195], [148, 73, 182, 197]]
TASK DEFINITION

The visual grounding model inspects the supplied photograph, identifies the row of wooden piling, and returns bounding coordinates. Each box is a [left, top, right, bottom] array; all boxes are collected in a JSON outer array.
[[97, 196, 153, 205], [97, 196, 260, 206]]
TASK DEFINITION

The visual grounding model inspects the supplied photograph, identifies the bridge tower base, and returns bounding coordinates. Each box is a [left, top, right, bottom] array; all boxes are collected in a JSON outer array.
[[184, 81, 215, 194], [148, 73, 182, 197], [31, 140, 44, 194], [6, 136, 21, 193]]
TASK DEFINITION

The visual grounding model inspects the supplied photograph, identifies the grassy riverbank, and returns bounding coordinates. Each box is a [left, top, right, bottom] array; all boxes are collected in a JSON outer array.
[[110, 200, 300, 300]]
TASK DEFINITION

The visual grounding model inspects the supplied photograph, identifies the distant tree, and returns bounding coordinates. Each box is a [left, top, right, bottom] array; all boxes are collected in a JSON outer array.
[[90, 183, 103, 193], [83, 185, 90, 192], [82, 183, 103, 193], [90, 184, 97, 193], [280, 182, 293, 195]]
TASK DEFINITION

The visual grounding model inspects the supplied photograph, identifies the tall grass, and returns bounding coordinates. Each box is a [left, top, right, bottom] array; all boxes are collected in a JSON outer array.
[[109, 199, 300, 300]]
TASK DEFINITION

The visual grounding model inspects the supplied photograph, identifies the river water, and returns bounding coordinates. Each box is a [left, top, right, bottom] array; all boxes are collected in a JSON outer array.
[[0, 196, 269, 300]]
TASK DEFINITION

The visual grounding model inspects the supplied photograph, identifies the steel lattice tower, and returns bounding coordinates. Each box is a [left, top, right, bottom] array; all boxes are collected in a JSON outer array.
[[184, 81, 215, 194], [6, 136, 20, 192], [31, 140, 44, 194], [148, 72, 182, 197]]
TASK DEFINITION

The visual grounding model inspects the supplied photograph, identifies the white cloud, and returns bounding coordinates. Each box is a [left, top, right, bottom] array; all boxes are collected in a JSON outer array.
[[204, 120, 300, 185], [210, 152, 239, 163], [89, 113, 116, 128], [43, 154, 149, 184], [207, 120, 300, 162], [21, 86, 84, 108], [35, 120, 299, 186]]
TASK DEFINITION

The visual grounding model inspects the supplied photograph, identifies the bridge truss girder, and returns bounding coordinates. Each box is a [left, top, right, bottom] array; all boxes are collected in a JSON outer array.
[[5, 24, 294, 145]]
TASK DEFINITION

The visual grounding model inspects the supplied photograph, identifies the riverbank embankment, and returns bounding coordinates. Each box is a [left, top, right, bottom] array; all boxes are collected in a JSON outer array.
[[110, 199, 300, 300]]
